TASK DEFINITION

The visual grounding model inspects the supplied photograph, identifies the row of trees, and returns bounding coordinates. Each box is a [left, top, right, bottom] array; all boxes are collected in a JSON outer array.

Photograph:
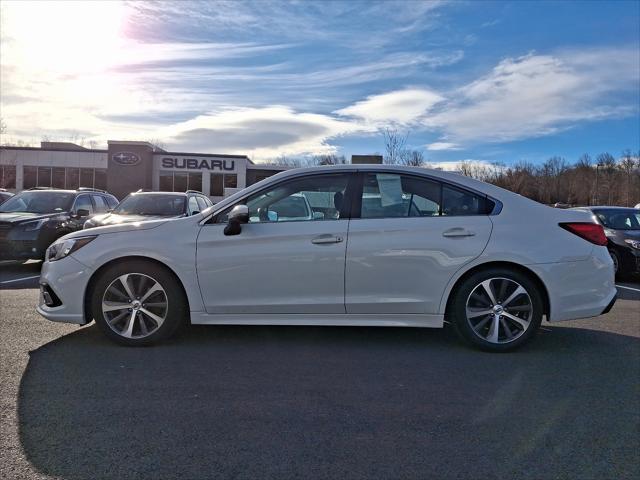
[[457, 152, 640, 207], [274, 128, 639, 207]]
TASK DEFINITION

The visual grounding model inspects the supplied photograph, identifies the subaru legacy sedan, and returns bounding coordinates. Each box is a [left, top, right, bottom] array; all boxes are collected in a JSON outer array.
[[36, 165, 616, 351]]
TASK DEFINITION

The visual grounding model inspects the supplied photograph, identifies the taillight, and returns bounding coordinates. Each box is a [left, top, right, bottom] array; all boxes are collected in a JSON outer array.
[[559, 222, 608, 246]]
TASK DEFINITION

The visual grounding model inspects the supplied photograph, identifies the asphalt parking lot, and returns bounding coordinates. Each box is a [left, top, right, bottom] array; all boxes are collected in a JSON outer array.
[[1, 261, 639, 479]]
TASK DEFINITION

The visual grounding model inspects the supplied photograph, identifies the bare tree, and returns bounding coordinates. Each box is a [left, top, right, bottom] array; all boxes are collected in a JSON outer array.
[[620, 150, 636, 206], [314, 154, 347, 165], [399, 149, 425, 166], [382, 128, 408, 164]]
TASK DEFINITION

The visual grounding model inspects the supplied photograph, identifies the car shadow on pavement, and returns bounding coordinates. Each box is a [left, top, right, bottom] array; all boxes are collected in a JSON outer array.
[[18, 323, 640, 480]]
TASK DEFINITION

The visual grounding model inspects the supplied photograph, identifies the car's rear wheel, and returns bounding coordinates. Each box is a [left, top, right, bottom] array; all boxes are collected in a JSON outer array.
[[91, 261, 187, 346], [450, 268, 543, 352]]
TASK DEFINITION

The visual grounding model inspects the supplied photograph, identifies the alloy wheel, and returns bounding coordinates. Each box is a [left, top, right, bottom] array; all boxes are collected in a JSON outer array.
[[101, 273, 168, 339], [465, 277, 533, 344]]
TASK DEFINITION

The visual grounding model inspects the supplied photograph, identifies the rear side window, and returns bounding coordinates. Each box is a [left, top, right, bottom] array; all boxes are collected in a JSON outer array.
[[106, 195, 119, 209], [442, 185, 493, 216], [361, 173, 440, 219], [92, 195, 109, 213], [360, 173, 493, 218]]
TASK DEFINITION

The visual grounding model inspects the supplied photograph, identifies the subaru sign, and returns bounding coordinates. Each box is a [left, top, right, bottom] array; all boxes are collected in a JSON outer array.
[[112, 152, 141, 166]]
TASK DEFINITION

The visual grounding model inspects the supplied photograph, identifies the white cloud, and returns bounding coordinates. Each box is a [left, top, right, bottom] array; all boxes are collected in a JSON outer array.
[[158, 106, 374, 160], [335, 88, 444, 125], [426, 142, 461, 151], [424, 49, 640, 143]]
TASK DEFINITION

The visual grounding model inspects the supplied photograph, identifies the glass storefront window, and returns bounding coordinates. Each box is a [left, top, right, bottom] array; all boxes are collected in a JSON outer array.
[[224, 174, 237, 189], [173, 172, 188, 192], [188, 172, 202, 191], [37, 167, 52, 187], [23, 166, 37, 189], [80, 168, 94, 187], [210, 173, 223, 196], [0, 165, 16, 189], [52, 168, 66, 188], [66, 168, 80, 189]]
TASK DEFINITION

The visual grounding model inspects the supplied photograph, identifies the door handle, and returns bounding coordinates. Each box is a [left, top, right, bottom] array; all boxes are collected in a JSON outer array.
[[442, 228, 476, 238], [311, 234, 344, 244]]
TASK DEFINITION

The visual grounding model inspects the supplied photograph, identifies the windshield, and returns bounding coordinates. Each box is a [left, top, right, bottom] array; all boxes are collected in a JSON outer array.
[[113, 194, 186, 216], [593, 209, 640, 230], [0, 191, 74, 214]]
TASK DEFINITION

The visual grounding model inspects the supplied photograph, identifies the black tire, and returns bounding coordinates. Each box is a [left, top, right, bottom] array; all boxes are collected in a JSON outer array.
[[609, 249, 624, 279], [91, 260, 187, 346], [450, 267, 544, 352]]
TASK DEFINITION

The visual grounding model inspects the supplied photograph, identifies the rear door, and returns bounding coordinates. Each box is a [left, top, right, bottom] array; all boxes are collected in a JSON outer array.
[[345, 172, 493, 314]]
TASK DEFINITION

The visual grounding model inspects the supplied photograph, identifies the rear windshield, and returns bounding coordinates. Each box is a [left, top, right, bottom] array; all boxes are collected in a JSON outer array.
[[113, 194, 186, 216], [593, 209, 640, 230], [0, 191, 75, 214]]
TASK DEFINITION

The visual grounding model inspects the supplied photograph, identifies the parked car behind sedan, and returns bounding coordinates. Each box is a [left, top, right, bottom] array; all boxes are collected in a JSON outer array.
[[573, 206, 640, 277], [83, 190, 213, 229], [37, 165, 616, 352], [0, 188, 14, 205], [0, 187, 117, 261]]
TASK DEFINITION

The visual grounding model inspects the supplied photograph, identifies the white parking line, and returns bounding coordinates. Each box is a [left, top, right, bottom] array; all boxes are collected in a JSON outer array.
[[616, 284, 640, 293], [0, 275, 40, 285]]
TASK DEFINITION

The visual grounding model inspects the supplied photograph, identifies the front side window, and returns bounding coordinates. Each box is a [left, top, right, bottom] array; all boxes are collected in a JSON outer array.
[[216, 173, 350, 223], [188, 196, 199, 214], [361, 173, 441, 219], [74, 195, 93, 214]]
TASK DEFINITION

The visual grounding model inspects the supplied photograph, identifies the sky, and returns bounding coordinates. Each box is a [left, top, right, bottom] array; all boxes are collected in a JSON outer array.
[[0, 0, 639, 166]]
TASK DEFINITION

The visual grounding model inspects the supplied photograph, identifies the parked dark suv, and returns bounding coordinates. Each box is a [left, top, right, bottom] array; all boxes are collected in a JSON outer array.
[[83, 190, 213, 229], [0, 187, 118, 261], [573, 206, 640, 277]]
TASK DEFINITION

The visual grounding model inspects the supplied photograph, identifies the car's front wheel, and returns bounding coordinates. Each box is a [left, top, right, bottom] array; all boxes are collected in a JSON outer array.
[[450, 268, 543, 352], [91, 260, 187, 346]]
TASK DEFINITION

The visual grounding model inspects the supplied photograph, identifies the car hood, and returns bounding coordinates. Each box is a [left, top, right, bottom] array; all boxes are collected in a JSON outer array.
[[0, 212, 62, 224], [88, 213, 179, 226], [68, 217, 169, 238]]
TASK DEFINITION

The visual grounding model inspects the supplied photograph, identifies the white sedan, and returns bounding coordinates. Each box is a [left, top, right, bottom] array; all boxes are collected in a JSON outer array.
[[36, 165, 616, 351]]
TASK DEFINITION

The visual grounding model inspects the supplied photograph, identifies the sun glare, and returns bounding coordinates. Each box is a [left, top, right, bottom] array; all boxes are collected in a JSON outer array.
[[2, 0, 126, 74]]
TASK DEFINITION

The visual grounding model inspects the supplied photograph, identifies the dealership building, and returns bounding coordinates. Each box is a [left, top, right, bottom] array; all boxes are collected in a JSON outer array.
[[0, 140, 287, 201]]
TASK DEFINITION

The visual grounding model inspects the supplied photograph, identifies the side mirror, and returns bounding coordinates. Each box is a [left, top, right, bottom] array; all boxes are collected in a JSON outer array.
[[224, 205, 249, 236], [75, 208, 90, 218], [191, 210, 200, 216], [313, 211, 325, 220]]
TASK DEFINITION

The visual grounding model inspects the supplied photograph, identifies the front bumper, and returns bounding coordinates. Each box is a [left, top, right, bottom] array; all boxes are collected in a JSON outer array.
[[0, 239, 44, 260], [36, 255, 94, 324]]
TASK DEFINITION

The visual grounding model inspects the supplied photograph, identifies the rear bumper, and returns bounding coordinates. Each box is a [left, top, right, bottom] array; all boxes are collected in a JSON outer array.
[[528, 246, 617, 322], [600, 293, 617, 315]]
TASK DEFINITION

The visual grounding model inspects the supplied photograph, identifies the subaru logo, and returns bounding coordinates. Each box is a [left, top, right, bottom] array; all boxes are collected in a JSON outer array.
[[112, 152, 141, 166]]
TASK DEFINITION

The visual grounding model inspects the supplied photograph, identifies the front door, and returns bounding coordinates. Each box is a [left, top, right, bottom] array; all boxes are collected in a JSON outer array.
[[196, 172, 353, 314], [345, 172, 493, 314]]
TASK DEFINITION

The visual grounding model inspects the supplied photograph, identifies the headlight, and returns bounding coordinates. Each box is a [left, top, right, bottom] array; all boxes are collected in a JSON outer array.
[[624, 239, 640, 250], [46, 236, 97, 262], [22, 219, 48, 231]]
